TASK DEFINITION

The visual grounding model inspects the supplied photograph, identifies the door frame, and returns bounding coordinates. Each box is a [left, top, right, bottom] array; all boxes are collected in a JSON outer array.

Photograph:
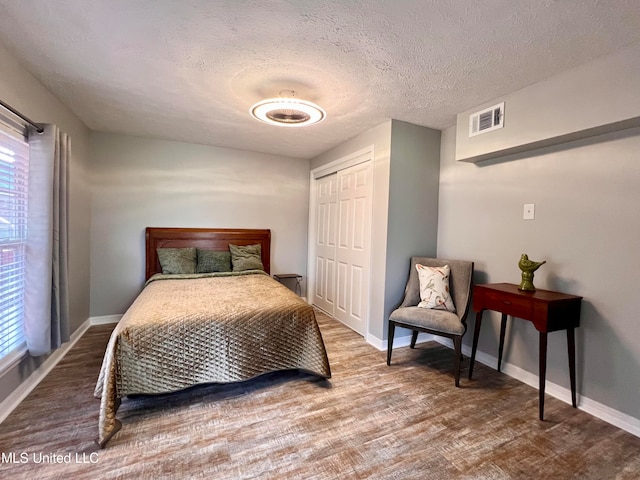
[[307, 145, 375, 334]]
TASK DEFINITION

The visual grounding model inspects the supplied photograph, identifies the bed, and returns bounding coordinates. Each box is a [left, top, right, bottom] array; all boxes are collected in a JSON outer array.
[[94, 227, 331, 447]]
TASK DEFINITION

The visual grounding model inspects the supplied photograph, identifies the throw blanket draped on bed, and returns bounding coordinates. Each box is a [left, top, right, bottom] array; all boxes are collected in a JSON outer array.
[[94, 272, 331, 447]]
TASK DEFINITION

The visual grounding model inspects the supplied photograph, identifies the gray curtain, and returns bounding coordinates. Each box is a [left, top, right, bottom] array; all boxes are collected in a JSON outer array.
[[24, 124, 70, 356]]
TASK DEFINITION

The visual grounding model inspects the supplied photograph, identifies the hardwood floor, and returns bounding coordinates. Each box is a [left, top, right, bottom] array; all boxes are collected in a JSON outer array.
[[0, 309, 639, 479]]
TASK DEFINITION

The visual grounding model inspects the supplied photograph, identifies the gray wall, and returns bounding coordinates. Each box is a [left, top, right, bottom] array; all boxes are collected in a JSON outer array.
[[0, 43, 92, 404], [438, 43, 640, 422], [89, 133, 310, 316], [384, 120, 441, 337], [438, 124, 640, 421]]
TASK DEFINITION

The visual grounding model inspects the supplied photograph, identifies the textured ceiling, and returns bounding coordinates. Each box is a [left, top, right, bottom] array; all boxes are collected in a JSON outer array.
[[1, 1, 640, 159]]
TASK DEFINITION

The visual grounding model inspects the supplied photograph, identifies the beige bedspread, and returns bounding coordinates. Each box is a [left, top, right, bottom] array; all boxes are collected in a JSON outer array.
[[94, 272, 331, 447]]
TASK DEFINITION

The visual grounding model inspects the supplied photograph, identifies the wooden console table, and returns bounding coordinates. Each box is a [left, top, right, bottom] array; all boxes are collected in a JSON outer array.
[[468, 283, 582, 420]]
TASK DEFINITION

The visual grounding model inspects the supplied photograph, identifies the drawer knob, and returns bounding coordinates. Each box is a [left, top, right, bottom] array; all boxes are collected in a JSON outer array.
[[503, 300, 512, 305]]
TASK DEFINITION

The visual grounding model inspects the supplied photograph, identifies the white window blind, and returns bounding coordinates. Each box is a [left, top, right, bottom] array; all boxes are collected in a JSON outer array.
[[0, 126, 29, 362]]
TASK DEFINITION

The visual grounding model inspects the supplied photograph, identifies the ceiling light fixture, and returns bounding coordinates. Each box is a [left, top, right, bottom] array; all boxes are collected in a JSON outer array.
[[250, 91, 325, 127]]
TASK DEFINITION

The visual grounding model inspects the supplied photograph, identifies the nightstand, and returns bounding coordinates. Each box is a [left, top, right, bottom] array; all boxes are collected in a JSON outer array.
[[273, 273, 302, 295]]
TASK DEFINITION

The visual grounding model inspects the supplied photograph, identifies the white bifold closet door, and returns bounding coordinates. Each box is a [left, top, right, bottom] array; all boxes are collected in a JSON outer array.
[[313, 173, 338, 315], [313, 161, 372, 335]]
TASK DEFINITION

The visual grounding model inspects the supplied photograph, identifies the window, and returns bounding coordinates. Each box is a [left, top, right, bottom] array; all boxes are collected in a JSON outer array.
[[0, 126, 29, 365]]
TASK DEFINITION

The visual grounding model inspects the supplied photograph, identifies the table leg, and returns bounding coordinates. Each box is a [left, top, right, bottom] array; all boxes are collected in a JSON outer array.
[[468, 310, 483, 379], [497, 313, 507, 372], [567, 327, 577, 408], [539, 331, 548, 420]]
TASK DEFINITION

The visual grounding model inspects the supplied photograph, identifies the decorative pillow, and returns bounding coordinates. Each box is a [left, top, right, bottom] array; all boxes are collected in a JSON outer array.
[[415, 264, 456, 312], [157, 247, 197, 274], [229, 243, 264, 272], [196, 249, 232, 273]]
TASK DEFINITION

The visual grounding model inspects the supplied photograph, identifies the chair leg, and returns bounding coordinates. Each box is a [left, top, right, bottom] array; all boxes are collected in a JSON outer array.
[[410, 330, 419, 349], [453, 335, 463, 387], [387, 321, 395, 365]]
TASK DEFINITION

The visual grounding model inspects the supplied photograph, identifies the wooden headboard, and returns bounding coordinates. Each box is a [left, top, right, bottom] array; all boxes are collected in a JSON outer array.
[[145, 227, 271, 280]]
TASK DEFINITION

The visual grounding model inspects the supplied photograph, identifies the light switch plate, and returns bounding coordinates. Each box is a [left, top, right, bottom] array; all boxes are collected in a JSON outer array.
[[523, 203, 535, 220]]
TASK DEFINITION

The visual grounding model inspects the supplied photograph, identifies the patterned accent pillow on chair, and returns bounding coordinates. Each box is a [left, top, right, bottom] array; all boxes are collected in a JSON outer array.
[[415, 264, 456, 312]]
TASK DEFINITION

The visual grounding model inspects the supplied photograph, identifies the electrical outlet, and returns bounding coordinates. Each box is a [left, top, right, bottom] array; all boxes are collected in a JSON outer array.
[[523, 203, 535, 220]]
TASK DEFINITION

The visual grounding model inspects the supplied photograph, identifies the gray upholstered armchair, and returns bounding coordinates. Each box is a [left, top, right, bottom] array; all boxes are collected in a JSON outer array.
[[387, 257, 474, 387]]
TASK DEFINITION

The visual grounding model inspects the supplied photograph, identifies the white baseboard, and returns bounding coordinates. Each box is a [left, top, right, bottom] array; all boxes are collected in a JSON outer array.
[[367, 331, 435, 351], [432, 337, 640, 438], [0, 317, 92, 424], [89, 314, 122, 325], [0, 314, 121, 424], [371, 331, 640, 437]]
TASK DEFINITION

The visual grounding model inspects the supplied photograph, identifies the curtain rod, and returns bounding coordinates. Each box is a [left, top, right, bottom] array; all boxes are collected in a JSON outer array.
[[0, 99, 44, 133]]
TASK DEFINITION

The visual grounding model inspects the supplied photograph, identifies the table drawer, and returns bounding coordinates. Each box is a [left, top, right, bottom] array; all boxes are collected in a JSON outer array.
[[481, 290, 533, 319]]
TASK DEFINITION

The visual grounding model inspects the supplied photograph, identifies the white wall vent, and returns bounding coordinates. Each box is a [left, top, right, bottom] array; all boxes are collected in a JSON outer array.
[[469, 102, 504, 137]]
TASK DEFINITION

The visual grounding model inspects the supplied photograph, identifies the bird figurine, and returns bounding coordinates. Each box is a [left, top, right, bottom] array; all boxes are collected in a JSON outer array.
[[518, 254, 546, 291]]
